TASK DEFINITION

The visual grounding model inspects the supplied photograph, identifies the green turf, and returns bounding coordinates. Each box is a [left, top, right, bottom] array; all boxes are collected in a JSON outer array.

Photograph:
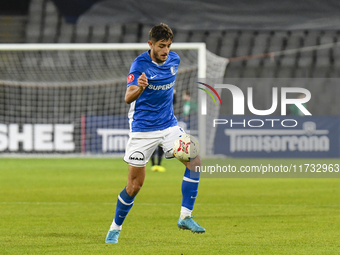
[[0, 158, 339, 254]]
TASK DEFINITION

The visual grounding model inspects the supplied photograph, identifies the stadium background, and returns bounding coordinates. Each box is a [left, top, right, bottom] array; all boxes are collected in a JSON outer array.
[[1, 0, 340, 156], [1, 1, 340, 254]]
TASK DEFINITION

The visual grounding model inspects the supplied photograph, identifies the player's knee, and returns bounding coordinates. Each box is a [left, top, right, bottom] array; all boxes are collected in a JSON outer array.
[[190, 156, 201, 170], [126, 179, 144, 197], [131, 182, 143, 196], [133, 182, 143, 192], [193, 156, 201, 166], [183, 156, 201, 170]]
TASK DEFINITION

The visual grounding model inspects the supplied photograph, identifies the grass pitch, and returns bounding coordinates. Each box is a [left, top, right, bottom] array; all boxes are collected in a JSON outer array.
[[0, 158, 339, 254]]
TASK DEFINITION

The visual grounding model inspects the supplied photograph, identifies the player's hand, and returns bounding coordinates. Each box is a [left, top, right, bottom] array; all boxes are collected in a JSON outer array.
[[138, 72, 148, 88]]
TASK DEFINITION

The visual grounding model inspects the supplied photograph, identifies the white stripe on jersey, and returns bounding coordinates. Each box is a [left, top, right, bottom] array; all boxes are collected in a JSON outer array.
[[128, 101, 136, 132]]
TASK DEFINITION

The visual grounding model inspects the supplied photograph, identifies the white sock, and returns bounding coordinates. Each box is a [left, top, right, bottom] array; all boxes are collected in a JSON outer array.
[[109, 221, 122, 231], [180, 206, 192, 219]]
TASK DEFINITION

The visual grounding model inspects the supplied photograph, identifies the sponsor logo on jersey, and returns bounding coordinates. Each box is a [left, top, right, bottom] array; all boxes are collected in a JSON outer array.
[[129, 151, 145, 161], [127, 74, 134, 83], [148, 81, 175, 91]]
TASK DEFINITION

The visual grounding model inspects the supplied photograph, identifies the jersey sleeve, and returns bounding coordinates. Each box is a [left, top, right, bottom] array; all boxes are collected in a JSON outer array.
[[127, 60, 142, 87]]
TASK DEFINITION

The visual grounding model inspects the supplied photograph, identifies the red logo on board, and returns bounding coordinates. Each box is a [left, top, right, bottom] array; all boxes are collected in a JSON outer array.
[[127, 74, 134, 83]]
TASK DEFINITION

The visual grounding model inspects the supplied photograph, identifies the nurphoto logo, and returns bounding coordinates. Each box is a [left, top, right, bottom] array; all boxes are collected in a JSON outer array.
[[198, 83, 312, 129], [199, 83, 311, 116]]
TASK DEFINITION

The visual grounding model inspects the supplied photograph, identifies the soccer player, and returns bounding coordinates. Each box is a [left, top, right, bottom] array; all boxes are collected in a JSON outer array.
[[105, 23, 205, 244]]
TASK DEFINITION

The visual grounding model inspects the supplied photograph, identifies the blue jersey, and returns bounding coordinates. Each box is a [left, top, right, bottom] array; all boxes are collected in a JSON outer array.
[[126, 50, 180, 132]]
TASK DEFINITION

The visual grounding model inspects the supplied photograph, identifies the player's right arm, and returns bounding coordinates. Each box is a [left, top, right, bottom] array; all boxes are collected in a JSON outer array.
[[125, 72, 148, 104]]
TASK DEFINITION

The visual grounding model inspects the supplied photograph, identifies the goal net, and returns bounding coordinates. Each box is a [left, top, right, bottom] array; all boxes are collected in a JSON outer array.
[[0, 43, 228, 156]]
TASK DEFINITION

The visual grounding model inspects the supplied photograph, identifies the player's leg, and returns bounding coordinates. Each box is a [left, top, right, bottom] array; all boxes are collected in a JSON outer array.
[[180, 156, 201, 217], [151, 149, 156, 166], [111, 165, 145, 229], [106, 136, 158, 243], [105, 165, 145, 243], [161, 126, 205, 233], [126, 165, 146, 197], [157, 146, 164, 165], [177, 156, 205, 233], [156, 146, 166, 172], [151, 147, 164, 172]]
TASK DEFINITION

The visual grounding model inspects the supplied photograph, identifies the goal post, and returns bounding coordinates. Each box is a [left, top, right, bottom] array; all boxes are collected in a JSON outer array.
[[0, 43, 226, 157]]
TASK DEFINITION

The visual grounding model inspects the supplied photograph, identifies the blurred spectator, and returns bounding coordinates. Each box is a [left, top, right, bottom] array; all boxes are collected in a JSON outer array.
[[182, 90, 197, 121]]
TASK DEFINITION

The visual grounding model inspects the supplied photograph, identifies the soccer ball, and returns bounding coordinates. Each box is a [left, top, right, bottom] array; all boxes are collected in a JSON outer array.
[[173, 134, 200, 162]]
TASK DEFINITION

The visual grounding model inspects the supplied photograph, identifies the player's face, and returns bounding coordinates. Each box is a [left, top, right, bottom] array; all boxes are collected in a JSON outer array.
[[148, 39, 172, 63]]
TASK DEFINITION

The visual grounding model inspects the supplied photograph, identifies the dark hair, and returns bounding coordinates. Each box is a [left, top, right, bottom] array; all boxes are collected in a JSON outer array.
[[149, 23, 173, 43]]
